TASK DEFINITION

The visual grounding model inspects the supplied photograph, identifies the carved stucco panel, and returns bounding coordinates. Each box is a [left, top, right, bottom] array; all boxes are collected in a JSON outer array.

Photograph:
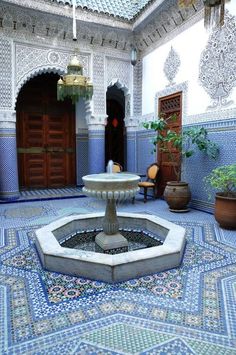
[[0, 38, 12, 109], [92, 54, 105, 115], [106, 57, 131, 91], [164, 46, 181, 86], [199, 11, 236, 109], [15, 43, 89, 98]]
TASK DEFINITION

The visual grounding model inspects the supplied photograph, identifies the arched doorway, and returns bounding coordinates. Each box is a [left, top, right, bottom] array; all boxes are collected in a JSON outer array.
[[16, 73, 76, 189], [105, 85, 125, 168]]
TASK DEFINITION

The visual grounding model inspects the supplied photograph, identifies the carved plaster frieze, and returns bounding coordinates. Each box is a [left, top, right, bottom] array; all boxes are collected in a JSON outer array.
[[137, 5, 204, 57], [0, 3, 133, 53], [164, 46, 181, 86], [199, 11, 236, 110], [185, 106, 236, 125], [2, 0, 132, 30]]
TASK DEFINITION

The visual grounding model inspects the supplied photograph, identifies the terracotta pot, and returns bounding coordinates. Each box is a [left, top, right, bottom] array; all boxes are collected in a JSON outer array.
[[215, 193, 236, 229], [164, 181, 191, 212]]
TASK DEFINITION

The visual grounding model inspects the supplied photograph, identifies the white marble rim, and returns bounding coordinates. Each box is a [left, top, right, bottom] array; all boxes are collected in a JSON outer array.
[[82, 173, 141, 182], [36, 212, 186, 267]]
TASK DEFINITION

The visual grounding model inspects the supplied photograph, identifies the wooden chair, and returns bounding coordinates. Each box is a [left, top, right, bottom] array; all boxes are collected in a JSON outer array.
[[112, 162, 123, 173], [138, 163, 159, 202]]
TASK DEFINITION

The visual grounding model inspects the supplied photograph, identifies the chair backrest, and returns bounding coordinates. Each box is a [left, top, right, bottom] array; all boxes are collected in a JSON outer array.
[[112, 162, 123, 173], [147, 163, 159, 181]]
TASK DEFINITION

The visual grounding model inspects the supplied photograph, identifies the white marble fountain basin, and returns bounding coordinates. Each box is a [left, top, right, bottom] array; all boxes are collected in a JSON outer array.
[[82, 173, 140, 200], [35, 213, 186, 283]]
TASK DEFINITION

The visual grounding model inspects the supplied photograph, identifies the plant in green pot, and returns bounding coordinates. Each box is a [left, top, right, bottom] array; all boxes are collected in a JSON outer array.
[[143, 114, 219, 212], [204, 164, 236, 229]]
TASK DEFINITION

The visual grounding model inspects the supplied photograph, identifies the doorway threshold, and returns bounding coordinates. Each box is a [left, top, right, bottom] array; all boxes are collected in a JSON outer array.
[[0, 187, 86, 204]]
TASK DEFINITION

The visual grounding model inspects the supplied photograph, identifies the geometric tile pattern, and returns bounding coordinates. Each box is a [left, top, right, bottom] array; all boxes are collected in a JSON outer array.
[[0, 197, 236, 354], [0, 131, 19, 200]]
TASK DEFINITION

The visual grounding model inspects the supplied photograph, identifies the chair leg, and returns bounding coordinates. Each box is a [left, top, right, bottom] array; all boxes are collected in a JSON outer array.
[[144, 188, 147, 203], [132, 197, 135, 204], [153, 186, 156, 199]]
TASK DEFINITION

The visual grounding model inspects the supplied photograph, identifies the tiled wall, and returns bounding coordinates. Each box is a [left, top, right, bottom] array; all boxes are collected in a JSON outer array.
[[0, 128, 19, 200], [76, 132, 89, 185], [136, 130, 156, 174], [88, 130, 105, 174], [131, 119, 236, 211], [183, 119, 236, 211], [126, 131, 136, 173]]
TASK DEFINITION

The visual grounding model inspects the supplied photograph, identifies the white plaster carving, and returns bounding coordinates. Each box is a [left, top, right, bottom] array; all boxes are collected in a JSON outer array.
[[0, 38, 12, 108], [164, 46, 181, 86], [199, 11, 236, 109], [92, 54, 106, 115], [0, 110, 16, 123], [185, 106, 236, 125], [133, 60, 142, 117], [0, 3, 133, 52], [0, 122, 16, 129], [15, 43, 90, 99], [106, 58, 131, 90]]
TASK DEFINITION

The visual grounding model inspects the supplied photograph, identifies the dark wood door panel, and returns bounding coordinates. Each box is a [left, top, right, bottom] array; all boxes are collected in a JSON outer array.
[[16, 74, 75, 189], [158, 92, 182, 196], [25, 153, 47, 188]]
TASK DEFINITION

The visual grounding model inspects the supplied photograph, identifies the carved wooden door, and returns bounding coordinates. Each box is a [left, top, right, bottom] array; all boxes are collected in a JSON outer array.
[[158, 92, 182, 196], [17, 74, 75, 189]]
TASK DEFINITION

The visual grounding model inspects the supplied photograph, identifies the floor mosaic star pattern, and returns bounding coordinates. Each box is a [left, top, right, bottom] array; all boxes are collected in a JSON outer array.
[[0, 197, 236, 354]]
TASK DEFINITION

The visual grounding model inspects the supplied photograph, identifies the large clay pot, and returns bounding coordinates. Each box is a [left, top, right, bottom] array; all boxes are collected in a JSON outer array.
[[215, 193, 236, 229], [164, 181, 191, 212]]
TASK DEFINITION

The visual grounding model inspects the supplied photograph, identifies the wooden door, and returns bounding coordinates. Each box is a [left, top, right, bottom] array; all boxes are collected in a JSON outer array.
[[158, 92, 182, 196], [17, 74, 75, 189]]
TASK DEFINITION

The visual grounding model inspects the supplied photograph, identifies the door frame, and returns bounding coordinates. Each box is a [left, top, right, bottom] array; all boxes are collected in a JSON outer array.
[[157, 91, 182, 195]]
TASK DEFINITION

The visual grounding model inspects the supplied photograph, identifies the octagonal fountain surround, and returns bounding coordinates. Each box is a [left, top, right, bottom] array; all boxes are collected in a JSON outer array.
[[35, 166, 186, 283]]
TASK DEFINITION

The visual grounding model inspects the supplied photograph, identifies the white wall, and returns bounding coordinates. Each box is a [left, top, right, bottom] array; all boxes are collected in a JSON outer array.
[[142, 2, 236, 118]]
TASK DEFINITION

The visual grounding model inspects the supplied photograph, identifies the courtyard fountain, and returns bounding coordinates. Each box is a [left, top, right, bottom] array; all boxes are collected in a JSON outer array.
[[35, 161, 186, 283]]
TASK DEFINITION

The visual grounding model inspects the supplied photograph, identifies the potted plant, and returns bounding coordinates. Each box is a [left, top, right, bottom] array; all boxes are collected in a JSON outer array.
[[143, 114, 219, 211], [204, 164, 236, 229]]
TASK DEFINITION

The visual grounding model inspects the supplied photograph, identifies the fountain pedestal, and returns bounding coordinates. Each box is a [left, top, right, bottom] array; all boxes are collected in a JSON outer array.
[[82, 172, 140, 254], [95, 199, 128, 253]]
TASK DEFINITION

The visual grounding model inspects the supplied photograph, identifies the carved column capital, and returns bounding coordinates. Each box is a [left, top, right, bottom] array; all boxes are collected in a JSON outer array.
[[87, 114, 108, 130], [0, 110, 16, 129]]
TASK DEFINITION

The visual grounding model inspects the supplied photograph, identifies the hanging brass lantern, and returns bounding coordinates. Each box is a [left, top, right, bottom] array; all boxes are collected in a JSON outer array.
[[57, 55, 93, 104]]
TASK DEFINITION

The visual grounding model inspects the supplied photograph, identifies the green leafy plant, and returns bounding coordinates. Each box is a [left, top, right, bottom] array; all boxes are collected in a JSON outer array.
[[204, 164, 236, 198], [143, 114, 219, 181]]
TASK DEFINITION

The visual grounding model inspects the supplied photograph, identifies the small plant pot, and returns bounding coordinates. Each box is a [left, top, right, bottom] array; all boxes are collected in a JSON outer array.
[[215, 193, 236, 229], [164, 181, 191, 212]]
